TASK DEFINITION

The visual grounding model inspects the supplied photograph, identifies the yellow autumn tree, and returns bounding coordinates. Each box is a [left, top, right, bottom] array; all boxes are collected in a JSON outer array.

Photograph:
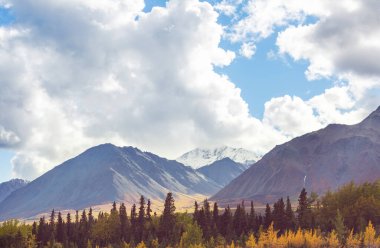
[[288, 228, 304, 247], [275, 234, 288, 247], [346, 229, 361, 248], [304, 230, 323, 248], [257, 222, 278, 247], [326, 230, 340, 248], [363, 221, 377, 247], [246, 233, 257, 248], [136, 241, 147, 248]]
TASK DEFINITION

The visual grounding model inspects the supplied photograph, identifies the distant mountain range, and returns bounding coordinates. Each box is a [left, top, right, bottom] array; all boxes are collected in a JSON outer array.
[[197, 158, 249, 187], [0, 144, 222, 220], [2, 107, 379, 220], [177, 146, 260, 169], [212, 106, 380, 205], [0, 179, 28, 203]]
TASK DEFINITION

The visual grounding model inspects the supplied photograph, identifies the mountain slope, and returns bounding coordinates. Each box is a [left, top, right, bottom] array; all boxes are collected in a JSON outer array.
[[177, 146, 260, 169], [0, 144, 220, 220], [0, 179, 28, 203], [212, 106, 380, 204], [197, 158, 249, 187]]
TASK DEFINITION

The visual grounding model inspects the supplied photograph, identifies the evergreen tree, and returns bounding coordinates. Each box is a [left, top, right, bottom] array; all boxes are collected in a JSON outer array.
[[109, 203, 121, 244], [248, 201, 257, 233], [32, 222, 37, 236], [37, 217, 47, 246], [297, 188, 311, 229], [158, 192, 176, 245], [193, 201, 199, 224], [201, 199, 212, 240], [130, 203, 137, 242], [56, 212, 65, 243], [264, 203, 272, 229], [233, 201, 247, 237], [272, 198, 286, 233], [146, 199, 152, 221], [119, 203, 130, 242], [220, 206, 233, 243], [285, 196, 296, 230], [88, 208, 94, 229], [334, 209, 346, 244], [212, 202, 219, 237], [49, 209, 55, 241], [66, 213, 72, 243], [137, 195, 146, 242]]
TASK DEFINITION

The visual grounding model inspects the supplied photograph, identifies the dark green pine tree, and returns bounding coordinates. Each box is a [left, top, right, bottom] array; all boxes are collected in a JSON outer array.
[[193, 201, 199, 224], [297, 188, 311, 229], [249, 201, 257, 233], [109, 202, 121, 244], [66, 213, 72, 244], [56, 212, 65, 244], [78, 209, 88, 247], [32, 221, 37, 236], [49, 209, 55, 243], [233, 201, 248, 237], [88, 207, 94, 230], [212, 202, 220, 237], [264, 203, 272, 229], [220, 206, 233, 243], [137, 195, 146, 242], [272, 198, 286, 233], [158, 192, 176, 245], [130, 203, 137, 243], [285, 196, 296, 230], [146, 199, 152, 221], [37, 217, 47, 246], [202, 199, 212, 240], [119, 203, 130, 242]]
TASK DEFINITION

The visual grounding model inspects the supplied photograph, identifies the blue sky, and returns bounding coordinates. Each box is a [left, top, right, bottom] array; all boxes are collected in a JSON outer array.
[[0, 0, 379, 182]]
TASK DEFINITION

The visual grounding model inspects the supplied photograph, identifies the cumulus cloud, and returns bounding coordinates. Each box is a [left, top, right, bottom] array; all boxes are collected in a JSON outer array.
[[0, 126, 20, 147], [0, 0, 285, 180], [230, 0, 380, 137]]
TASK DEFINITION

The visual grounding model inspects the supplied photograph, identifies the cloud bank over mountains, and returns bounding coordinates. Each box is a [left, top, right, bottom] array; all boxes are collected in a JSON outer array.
[[0, 0, 379, 180]]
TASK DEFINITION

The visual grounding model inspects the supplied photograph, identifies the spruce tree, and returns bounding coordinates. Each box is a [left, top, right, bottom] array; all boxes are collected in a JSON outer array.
[[264, 203, 272, 229], [49, 209, 55, 241], [220, 206, 233, 243], [285, 196, 296, 230], [212, 202, 219, 237], [159, 192, 176, 245], [193, 201, 199, 224], [249, 201, 257, 233], [137, 195, 146, 242], [130, 203, 137, 243], [56, 212, 64, 243], [297, 188, 311, 229], [119, 203, 130, 242], [66, 213, 72, 244], [272, 198, 286, 233]]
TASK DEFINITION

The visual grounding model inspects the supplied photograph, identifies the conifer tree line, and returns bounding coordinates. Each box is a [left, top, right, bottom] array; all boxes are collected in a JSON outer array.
[[1, 181, 380, 247]]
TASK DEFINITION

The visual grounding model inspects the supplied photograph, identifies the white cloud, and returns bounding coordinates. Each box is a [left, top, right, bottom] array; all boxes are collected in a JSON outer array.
[[231, 0, 380, 137], [0, 126, 20, 147], [239, 42, 256, 58], [0, 0, 286, 180]]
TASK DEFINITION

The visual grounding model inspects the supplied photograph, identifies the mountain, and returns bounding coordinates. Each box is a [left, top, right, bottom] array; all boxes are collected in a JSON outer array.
[[0, 144, 221, 220], [197, 158, 249, 187], [212, 106, 380, 205], [0, 179, 28, 203], [177, 146, 260, 169]]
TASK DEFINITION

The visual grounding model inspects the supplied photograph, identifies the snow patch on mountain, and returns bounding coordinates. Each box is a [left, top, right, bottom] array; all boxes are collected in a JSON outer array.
[[177, 146, 261, 169]]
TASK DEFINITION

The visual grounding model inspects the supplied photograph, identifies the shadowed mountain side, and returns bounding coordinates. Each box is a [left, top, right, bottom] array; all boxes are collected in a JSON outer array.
[[197, 157, 250, 187], [0, 179, 28, 203], [212, 106, 380, 205]]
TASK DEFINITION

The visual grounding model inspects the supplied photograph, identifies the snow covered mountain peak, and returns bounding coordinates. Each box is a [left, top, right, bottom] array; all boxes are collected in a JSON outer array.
[[177, 146, 261, 169]]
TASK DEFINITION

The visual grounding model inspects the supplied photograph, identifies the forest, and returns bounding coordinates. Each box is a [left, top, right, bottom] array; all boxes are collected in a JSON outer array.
[[1, 181, 380, 248]]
